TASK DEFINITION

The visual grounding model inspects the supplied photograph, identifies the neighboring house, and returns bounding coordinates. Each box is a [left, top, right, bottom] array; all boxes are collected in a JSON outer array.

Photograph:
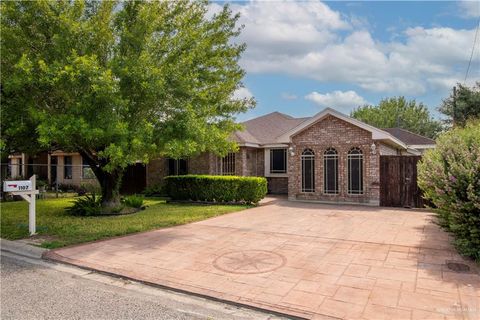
[[7, 108, 435, 205], [7, 151, 97, 186]]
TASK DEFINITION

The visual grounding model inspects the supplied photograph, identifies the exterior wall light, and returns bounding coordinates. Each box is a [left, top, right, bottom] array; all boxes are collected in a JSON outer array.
[[371, 142, 377, 155], [288, 146, 295, 157]]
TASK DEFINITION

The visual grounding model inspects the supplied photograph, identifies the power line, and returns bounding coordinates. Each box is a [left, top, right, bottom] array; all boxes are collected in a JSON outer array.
[[464, 15, 480, 83]]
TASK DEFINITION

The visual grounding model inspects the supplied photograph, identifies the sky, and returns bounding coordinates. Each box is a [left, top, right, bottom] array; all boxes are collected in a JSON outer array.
[[210, 0, 480, 121]]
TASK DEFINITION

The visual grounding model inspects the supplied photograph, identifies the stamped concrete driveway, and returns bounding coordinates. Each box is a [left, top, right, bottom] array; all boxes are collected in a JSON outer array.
[[48, 200, 480, 320]]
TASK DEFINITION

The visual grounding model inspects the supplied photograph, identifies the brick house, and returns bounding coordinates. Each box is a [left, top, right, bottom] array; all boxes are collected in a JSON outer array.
[[7, 108, 435, 204], [147, 108, 435, 205]]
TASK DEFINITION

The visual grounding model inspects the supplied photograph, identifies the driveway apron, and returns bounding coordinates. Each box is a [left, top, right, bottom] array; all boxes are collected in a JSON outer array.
[[47, 200, 480, 320]]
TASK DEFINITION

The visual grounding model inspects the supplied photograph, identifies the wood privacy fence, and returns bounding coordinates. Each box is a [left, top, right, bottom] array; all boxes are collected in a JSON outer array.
[[379, 156, 426, 208]]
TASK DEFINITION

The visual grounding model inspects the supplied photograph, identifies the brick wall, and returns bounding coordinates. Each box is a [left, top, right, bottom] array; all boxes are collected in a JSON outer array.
[[244, 148, 263, 176], [146, 158, 167, 187], [379, 143, 399, 155], [288, 115, 380, 205], [146, 147, 267, 187], [188, 153, 215, 174], [267, 177, 288, 194]]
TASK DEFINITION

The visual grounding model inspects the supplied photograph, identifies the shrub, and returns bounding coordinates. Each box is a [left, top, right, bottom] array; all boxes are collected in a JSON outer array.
[[80, 182, 101, 195], [418, 120, 480, 260], [57, 183, 80, 193], [66, 193, 102, 216], [122, 194, 144, 208], [142, 183, 165, 196], [165, 175, 267, 204]]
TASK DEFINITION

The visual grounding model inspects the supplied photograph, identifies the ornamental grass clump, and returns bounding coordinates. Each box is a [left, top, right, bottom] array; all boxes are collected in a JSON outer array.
[[122, 194, 144, 209], [418, 120, 480, 260]]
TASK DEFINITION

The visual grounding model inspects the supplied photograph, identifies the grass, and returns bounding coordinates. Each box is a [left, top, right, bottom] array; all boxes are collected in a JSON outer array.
[[0, 197, 249, 249]]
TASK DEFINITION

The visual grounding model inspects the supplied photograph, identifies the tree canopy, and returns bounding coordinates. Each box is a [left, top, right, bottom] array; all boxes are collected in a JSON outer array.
[[350, 97, 443, 139], [1, 0, 253, 208], [439, 82, 480, 127]]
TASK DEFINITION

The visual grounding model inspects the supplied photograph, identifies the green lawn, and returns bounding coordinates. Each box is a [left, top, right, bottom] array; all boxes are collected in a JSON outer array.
[[0, 197, 248, 249]]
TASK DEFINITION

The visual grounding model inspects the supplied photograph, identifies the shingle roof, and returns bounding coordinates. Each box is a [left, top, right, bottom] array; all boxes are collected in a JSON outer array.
[[233, 112, 308, 145], [233, 110, 434, 148], [382, 128, 435, 146]]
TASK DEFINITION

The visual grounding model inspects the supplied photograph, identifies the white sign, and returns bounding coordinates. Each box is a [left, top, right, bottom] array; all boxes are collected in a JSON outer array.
[[3, 180, 32, 192]]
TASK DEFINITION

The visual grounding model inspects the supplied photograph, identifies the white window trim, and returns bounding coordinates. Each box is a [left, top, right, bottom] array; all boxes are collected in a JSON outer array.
[[264, 148, 288, 177]]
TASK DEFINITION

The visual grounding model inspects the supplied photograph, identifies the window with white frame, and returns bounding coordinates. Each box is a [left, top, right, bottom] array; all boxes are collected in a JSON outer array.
[[82, 156, 95, 179], [270, 148, 287, 173], [323, 148, 338, 194], [221, 153, 235, 175], [64, 156, 73, 179], [347, 147, 363, 194], [301, 149, 315, 192]]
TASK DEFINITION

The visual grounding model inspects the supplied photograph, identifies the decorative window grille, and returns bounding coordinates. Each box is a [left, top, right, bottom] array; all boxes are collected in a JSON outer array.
[[167, 159, 188, 175], [270, 148, 287, 173], [323, 148, 338, 194], [301, 149, 315, 192], [347, 147, 363, 194], [64, 156, 73, 179], [221, 153, 236, 175]]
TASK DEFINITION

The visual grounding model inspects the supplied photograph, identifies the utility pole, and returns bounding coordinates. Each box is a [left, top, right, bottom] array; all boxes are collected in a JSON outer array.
[[452, 86, 457, 126]]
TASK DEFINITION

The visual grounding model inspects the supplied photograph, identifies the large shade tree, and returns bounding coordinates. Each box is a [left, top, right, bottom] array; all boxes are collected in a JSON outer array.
[[1, 0, 254, 209], [351, 97, 443, 139]]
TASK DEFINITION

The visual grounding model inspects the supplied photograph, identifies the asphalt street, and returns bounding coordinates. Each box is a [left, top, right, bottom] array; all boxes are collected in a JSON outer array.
[[1, 254, 278, 320]]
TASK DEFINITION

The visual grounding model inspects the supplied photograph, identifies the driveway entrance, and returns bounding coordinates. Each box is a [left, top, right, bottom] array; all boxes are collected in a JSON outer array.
[[47, 200, 480, 319]]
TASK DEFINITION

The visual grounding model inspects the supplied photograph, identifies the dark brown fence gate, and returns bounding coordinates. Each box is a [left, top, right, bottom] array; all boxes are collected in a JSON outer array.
[[380, 156, 425, 208], [120, 163, 146, 195]]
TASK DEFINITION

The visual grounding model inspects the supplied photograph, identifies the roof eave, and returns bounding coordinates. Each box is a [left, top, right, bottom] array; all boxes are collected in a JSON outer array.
[[276, 107, 408, 149]]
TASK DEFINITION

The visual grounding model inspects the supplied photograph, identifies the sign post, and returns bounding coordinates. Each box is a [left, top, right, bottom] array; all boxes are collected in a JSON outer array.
[[3, 175, 39, 235]]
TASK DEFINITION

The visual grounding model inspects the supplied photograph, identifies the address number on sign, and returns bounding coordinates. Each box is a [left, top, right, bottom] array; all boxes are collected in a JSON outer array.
[[3, 180, 32, 192]]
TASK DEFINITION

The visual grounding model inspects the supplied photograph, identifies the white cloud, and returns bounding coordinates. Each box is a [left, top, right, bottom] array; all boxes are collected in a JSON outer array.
[[222, 1, 479, 95], [305, 90, 367, 112], [232, 87, 253, 100], [458, 1, 480, 18], [281, 92, 298, 100]]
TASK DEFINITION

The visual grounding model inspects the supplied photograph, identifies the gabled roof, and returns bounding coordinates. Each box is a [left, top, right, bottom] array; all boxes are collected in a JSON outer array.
[[232, 108, 438, 150], [382, 128, 436, 146], [232, 112, 308, 145], [276, 108, 407, 149]]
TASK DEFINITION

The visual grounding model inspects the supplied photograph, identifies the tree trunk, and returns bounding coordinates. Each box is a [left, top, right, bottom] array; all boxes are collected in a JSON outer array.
[[78, 150, 124, 211], [98, 169, 123, 209]]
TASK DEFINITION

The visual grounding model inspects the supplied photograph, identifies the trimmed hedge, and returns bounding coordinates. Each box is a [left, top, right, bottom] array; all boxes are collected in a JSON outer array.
[[165, 175, 267, 204]]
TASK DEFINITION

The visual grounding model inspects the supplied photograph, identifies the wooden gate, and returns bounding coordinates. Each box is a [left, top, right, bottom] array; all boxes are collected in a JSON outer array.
[[120, 163, 146, 195], [380, 156, 425, 208]]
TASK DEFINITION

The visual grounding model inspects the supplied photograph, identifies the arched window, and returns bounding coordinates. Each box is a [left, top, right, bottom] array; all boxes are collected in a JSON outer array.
[[347, 147, 363, 194], [301, 149, 315, 192], [324, 148, 338, 194]]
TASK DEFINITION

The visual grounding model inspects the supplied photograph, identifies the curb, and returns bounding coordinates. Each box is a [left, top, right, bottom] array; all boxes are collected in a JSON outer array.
[[0, 238, 49, 260], [44, 250, 309, 320]]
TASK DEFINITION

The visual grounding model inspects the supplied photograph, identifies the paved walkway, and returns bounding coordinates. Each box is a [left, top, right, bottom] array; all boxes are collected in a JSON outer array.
[[47, 200, 480, 319]]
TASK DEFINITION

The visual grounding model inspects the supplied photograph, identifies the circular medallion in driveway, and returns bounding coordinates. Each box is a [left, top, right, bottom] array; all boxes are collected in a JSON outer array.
[[213, 250, 286, 274]]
